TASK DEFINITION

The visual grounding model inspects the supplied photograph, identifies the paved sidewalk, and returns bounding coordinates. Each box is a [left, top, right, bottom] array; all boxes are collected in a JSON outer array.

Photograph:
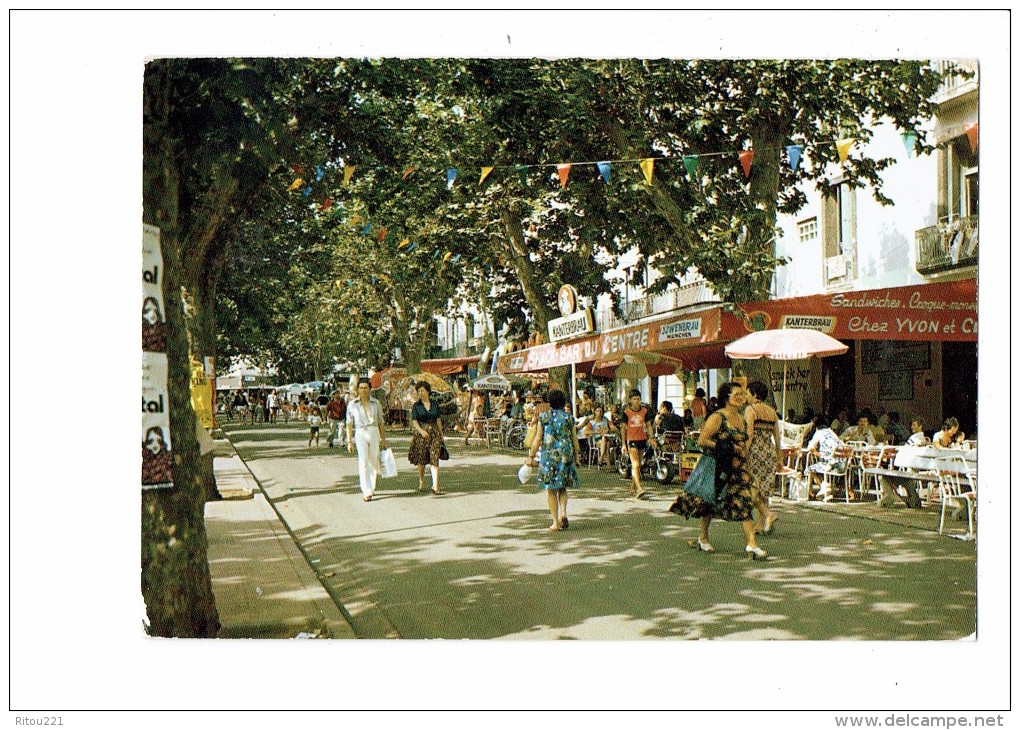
[[204, 454, 356, 639], [220, 420, 976, 641]]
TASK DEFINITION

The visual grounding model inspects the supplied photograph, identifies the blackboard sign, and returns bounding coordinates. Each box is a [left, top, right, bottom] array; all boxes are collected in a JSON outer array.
[[861, 341, 931, 374], [878, 370, 914, 401]]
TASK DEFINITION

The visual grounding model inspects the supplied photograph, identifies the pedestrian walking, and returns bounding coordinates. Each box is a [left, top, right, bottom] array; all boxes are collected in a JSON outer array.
[[307, 411, 322, 448], [668, 381, 767, 560], [267, 390, 279, 423], [620, 389, 654, 499], [744, 381, 781, 536], [525, 388, 580, 531], [407, 381, 445, 495], [325, 392, 347, 448], [346, 379, 388, 502]]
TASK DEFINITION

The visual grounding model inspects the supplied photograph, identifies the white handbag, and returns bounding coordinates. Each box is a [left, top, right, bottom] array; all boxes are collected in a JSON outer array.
[[517, 463, 533, 484], [379, 448, 398, 479]]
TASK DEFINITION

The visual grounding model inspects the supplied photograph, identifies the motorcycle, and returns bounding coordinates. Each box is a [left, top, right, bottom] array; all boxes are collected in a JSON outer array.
[[616, 441, 678, 485]]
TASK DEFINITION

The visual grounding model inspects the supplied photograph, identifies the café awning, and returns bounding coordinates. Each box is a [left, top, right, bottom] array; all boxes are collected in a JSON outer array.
[[735, 278, 976, 342], [498, 306, 726, 375], [419, 355, 481, 375]]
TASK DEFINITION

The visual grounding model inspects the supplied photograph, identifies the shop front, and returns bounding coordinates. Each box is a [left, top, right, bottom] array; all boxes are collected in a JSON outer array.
[[733, 278, 977, 434]]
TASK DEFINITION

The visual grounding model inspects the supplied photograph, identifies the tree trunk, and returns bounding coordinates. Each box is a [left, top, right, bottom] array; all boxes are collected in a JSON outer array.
[[140, 225, 221, 637], [141, 94, 221, 636]]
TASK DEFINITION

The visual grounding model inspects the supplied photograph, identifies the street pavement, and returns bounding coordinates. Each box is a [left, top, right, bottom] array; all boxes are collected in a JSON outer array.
[[217, 419, 976, 640]]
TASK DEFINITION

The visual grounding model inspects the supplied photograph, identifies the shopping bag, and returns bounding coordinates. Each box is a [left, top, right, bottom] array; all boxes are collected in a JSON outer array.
[[680, 453, 718, 504], [379, 448, 398, 479], [517, 463, 533, 484]]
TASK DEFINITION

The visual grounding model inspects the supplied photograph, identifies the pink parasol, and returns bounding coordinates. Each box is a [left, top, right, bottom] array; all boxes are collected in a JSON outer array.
[[725, 329, 848, 419]]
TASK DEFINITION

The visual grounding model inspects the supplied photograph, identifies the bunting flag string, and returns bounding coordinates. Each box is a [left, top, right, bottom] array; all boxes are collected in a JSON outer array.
[[965, 123, 978, 153], [836, 138, 855, 164], [738, 149, 755, 178], [682, 155, 699, 178], [786, 145, 803, 170], [288, 130, 955, 267], [556, 164, 571, 189], [639, 158, 654, 185]]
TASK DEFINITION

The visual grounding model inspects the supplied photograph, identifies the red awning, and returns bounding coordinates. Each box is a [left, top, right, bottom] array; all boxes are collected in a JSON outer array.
[[419, 355, 481, 376], [735, 279, 976, 342]]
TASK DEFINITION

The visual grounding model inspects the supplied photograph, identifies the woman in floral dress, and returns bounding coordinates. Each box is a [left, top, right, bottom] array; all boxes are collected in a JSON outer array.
[[525, 388, 580, 531], [407, 381, 446, 495], [744, 381, 782, 535], [669, 382, 768, 560]]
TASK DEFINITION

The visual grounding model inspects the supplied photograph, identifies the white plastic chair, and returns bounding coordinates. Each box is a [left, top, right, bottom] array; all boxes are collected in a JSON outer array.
[[936, 454, 976, 539]]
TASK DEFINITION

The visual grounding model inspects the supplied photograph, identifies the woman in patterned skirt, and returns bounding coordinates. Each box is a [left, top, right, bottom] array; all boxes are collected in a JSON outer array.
[[407, 381, 445, 495], [525, 388, 581, 531], [669, 381, 767, 560], [744, 381, 782, 536]]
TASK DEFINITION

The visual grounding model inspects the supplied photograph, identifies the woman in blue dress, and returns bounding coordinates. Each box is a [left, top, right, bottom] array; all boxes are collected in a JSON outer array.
[[525, 388, 581, 531], [668, 382, 767, 560]]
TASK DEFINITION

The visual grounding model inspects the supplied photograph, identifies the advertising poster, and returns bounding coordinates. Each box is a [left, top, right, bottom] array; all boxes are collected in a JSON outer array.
[[190, 353, 215, 430], [142, 224, 174, 489]]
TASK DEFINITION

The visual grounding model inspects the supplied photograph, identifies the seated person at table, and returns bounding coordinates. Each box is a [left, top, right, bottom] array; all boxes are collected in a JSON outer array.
[[905, 417, 928, 446], [885, 411, 911, 445], [681, 408, 695, 430], [654, 401, 686, 448], [830, 409, 850, 434], [932, 417, 961, 448], [860, 408, 888, 443], [805, 415, 850, 501], [587, 404, 612, 466], [839, 413, 876, 446]]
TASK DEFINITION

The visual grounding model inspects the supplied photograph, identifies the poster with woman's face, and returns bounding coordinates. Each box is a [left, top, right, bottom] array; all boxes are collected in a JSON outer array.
[[142, 225, 174, 489]]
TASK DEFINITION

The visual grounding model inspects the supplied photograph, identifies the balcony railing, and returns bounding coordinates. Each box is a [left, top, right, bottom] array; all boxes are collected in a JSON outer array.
[[931, 59, 978, 102], [915, 215, 979, 275], [599, 277, 719, 330]]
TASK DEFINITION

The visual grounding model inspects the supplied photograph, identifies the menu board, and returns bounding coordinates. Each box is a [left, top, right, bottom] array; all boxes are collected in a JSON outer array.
[[878, 370, 914, 401], [861, 340, 931, 374]]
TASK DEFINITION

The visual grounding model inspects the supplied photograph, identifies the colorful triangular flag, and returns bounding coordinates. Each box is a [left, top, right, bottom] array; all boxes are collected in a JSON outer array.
[[682, 155, 698, 178], [451, 254, 461, 263], [397, 238, 411, 249], [405, 242, 417, 253], [786, 145, 803, 170], [479, 166, 494, 185], [443, 251, 453, 262], [402, 165, 415, 180], [302, 186, 312, 197], [965, 123, 978, 153], [350, 213, 362, 226], [556, 164, 571, 189], [446, 168, 457, 190], [288, 178, 303, 191], [291, 164, 304, 175], [739, 149, 755, 179], [315, 165, 324, 182], [320, 197, 333, 212], [639, 158, 654, 185], [361, 223, 372, 236], [596, 161, 611, 184], [343, 166, 356, 186], [376, 227, 388, 242], [901, 132, 917, 158], [836, 138, 855, 164]]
